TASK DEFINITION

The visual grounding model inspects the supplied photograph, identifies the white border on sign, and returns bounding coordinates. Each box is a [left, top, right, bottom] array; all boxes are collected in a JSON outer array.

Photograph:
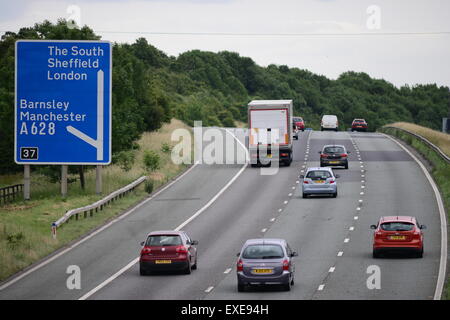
[[14, 39, 112, 165]]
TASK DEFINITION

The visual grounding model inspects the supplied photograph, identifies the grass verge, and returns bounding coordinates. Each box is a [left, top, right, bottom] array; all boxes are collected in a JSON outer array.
[[0, 119, 193, 282], [380, 125, 450, 299]]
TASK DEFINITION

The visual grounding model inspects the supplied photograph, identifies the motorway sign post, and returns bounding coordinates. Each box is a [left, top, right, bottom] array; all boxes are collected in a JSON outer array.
[[15, 40, 112, 197]]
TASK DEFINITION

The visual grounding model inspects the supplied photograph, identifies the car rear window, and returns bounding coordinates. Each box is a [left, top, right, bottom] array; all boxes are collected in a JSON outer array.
[[146, 235, 182, 246], [380, 222, 414, 231], [242, 244, 284, 259], [323, 146, 344, 154], [306, 170, 332, 179]]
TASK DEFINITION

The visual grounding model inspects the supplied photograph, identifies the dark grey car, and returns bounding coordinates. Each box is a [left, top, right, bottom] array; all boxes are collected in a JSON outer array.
[[236, 238, 298, 292]]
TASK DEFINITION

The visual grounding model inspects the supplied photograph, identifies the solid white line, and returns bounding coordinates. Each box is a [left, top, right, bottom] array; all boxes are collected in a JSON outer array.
[[0, 160, 201, 292], [224, 268, 232, 274], [77, 129, 249, 300], [383, 133, 447, 300], [79, 257, 139, 300]]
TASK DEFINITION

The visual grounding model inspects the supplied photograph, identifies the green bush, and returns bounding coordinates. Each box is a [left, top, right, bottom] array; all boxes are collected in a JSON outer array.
[[144, 179, 154, 194], [161, 142, 172, 154], [113, 150, 136, 172], [143, 150, 161, 172]]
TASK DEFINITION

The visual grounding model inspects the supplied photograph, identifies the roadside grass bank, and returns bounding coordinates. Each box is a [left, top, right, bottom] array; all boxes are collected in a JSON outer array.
[[0, 119, 192, 282], [387, 122, 450, 158], [379, 124, 450, 299]]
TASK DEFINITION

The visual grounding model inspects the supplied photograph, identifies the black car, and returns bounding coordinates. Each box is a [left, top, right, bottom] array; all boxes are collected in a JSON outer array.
[[319, 145, 350, 169]]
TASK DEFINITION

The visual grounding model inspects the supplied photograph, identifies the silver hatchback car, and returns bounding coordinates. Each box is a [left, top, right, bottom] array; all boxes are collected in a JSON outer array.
[[236, 238, 297, 292], [301, 167, 339, 198]]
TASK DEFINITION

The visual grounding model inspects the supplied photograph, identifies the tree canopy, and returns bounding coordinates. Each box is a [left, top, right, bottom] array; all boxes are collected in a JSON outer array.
[[0, 19, 448, 174]]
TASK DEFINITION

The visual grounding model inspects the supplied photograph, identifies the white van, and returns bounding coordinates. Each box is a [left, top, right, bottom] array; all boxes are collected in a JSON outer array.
[[321, 115, 338, 131]]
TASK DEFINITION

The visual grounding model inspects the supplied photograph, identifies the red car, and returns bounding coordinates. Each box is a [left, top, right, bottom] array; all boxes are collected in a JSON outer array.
[[371, 216, 426, 258], [139, 230, 198, 275], [293, 117, 305, 131], [351, 118, 368, 132]]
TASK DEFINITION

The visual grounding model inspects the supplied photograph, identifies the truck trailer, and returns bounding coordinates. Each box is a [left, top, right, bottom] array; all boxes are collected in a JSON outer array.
[[248, 100, 293, 167]]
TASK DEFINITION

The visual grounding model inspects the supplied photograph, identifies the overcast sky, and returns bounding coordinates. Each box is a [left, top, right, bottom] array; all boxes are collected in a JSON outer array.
[[1, 0, 450, 88]]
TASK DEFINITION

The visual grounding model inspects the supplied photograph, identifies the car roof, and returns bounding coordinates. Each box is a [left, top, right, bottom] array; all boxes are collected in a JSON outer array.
[[147, 230, 184, 237], [306, 167, 333, 172], [244, 238, 286, 246], [379, 216, 416, 223], [323, 144, 346, 148]]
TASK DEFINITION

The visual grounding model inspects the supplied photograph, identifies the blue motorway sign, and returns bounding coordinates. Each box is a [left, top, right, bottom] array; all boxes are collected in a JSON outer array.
[[15, 40, 112, 164]]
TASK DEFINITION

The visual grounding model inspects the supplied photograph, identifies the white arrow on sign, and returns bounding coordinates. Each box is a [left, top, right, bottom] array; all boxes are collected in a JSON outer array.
[[67, 69, 104, 161]]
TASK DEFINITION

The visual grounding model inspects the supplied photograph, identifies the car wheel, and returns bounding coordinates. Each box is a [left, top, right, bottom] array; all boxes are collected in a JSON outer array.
[[184, 262, 192, 274], [321, 127, 323, 131], [320, 162, 325, 167], [237, 284, 245, 292], [302, 193, 308, 199], [139, 268, 147, 276], [373, 249, 380, 258], [192, 257, 198, 270], [417, 247, 424, 258], [283, 280, 291, 291], [332, 191, 337, 198], [344, 162, 348, 169]]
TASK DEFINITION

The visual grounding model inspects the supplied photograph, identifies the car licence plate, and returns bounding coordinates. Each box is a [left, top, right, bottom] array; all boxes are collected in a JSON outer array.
[[329, 161, 339, 164], [389, 236, 406, 240], [252, 269, 273, 274], [315, 180, 325, 184], [155, 260, 172, 264]]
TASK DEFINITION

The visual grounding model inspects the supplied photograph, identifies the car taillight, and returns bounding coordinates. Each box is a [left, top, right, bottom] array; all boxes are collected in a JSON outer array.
[[176, 246, 188, 253], [341, 153, 347, 158], [320, 154, 327, 158], [141, 246, 151, 255], [329, 180, 335, 184], [303, 180, 309, 184], [282, 259, 289, 271], [413, 231, 421, 240], [237, 259, 243, 272]]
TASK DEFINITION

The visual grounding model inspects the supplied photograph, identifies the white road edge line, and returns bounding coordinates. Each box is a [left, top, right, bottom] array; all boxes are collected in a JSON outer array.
[[205, 286, 214, 293], [383, 133, 447, 300], [0, 159, 201, 292], [224, 268, 232, 274], [78, 128, 249, 300]]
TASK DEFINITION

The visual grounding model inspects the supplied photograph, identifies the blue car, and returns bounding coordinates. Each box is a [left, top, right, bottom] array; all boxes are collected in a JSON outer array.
[[301, 167, 339, 198]]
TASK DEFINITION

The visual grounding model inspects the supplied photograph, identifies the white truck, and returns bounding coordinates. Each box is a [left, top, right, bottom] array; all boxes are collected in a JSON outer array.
[[248, 100, 294, 167]]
